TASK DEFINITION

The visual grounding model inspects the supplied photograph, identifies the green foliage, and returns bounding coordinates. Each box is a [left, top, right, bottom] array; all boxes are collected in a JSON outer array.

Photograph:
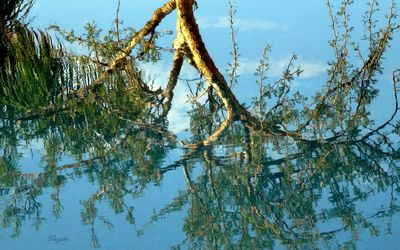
[[252, 46, 304, 128], [49, 19, 172, 66], [0, 26, 73, 110]]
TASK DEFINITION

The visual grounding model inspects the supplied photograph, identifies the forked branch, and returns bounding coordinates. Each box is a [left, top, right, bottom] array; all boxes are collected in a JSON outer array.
[[71, 0, 177, 97]]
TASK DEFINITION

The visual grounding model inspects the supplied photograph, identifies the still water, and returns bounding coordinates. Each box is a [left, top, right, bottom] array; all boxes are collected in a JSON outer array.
[[1, 0, 400, 249]]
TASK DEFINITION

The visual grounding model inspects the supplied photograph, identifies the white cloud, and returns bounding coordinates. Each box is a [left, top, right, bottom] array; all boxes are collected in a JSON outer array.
[[236, 57, 327, 79], [236, 58, 260, 75], [198, 16, 288, 32], [167, 85, 199, 133], [138, 55, 326, 133], [139, 62, 170, 89], [139, 62, 198, 134], [297, 61, 327, 79]]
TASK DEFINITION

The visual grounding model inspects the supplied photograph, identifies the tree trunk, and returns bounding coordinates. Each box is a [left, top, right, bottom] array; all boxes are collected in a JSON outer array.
[[176, 0, 281, 144]]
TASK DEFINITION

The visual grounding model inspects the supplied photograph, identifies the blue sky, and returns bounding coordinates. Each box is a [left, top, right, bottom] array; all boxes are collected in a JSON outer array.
[[29, 0, 400, 132], [30, 0, 333, 60], [2, 2, 399, 248], [30, 0, 397, 57]]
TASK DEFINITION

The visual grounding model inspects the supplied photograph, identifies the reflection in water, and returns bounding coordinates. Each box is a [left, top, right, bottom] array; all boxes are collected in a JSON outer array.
[[0, 87, 399, 248], [0, 89, 174, 246], [1, 0, 400, 249]]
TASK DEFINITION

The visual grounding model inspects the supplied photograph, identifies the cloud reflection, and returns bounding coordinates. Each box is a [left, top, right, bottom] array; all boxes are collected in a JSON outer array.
[[198, 16, 288, 32]]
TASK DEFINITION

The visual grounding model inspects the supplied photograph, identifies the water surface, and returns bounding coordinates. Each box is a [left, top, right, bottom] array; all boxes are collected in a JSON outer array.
[[1, 0, 400, 249]]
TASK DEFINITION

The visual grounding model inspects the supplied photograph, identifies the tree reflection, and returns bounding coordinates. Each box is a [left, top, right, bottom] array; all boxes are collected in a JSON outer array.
[[155, 127, 400, 249], [0, 0, 400, 249], [0, 68, 399, 248], [0, 81, 175, 245]]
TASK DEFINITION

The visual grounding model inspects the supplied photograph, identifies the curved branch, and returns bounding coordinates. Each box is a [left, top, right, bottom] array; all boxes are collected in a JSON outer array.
[[162, 49, 185, 116], [176, 0, 285, 144], [72, 0, 177, 97]]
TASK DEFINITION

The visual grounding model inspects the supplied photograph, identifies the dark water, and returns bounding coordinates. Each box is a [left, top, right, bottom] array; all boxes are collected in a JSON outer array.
[[1, 0, 400, 249]]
